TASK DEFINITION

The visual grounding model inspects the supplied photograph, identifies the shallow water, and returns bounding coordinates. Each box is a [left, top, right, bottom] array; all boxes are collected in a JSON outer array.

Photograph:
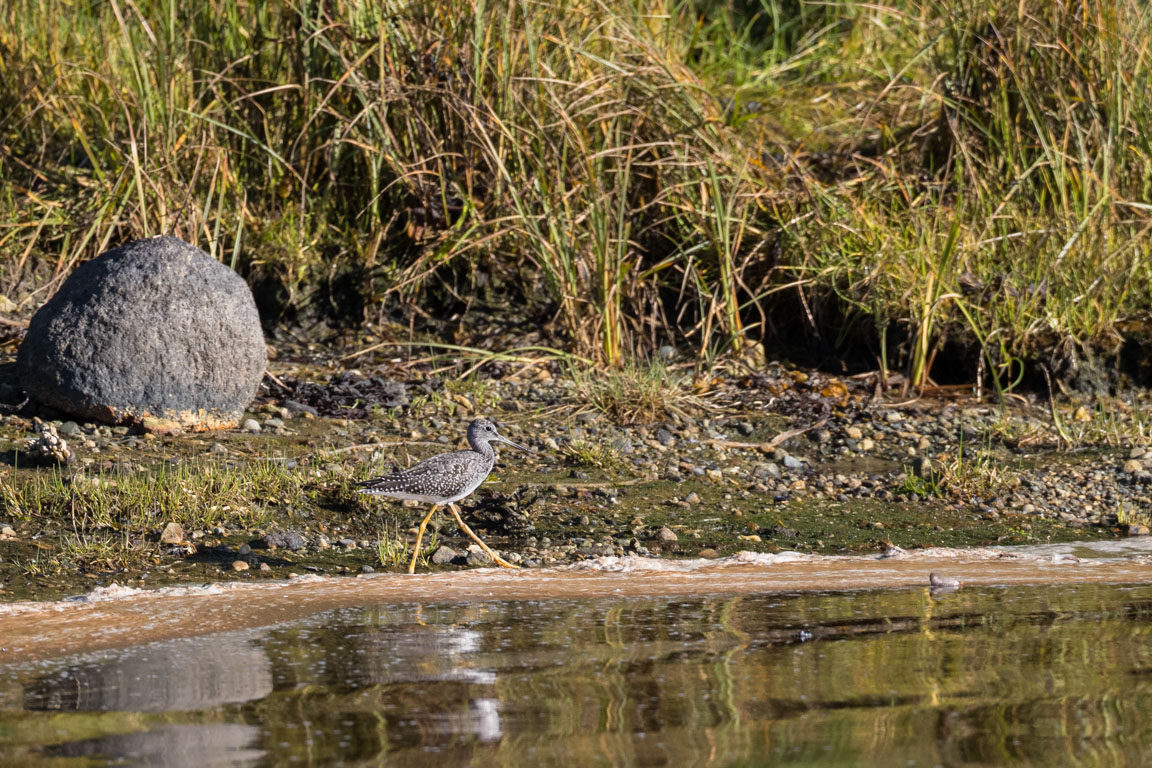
[[3, 547, 1152, 766]]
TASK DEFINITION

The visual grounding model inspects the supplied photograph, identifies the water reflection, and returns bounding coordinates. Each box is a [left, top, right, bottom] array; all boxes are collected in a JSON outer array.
[[3, 584, 1152, 766]]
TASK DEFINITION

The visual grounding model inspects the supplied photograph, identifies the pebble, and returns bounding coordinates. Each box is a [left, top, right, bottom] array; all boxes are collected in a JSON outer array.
[[159, 522, 185, 545], [929, 573, 961, 590], [262, 530, 307, 551], [466, 545, 493, 565], [231, 560, 250, 572], [242, 418, 261, 433], [656, 526, 678, 542], [431, 545, 458, 564]]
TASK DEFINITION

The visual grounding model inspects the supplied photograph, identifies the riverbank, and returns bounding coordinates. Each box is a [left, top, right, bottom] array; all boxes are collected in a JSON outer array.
[[1, 340, 1148, 602]]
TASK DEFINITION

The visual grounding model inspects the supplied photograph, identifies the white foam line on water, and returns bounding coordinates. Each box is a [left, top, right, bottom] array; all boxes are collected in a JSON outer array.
[[0, 574, 330, 617], [3, 540, 1151, 618]]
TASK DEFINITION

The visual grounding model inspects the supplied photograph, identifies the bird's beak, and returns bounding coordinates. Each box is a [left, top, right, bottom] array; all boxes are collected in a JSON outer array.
[[494, 434, 532, 453]]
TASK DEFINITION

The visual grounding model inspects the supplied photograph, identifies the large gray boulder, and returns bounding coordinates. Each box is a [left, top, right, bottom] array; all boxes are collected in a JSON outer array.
[[17, 235, 266, 431]]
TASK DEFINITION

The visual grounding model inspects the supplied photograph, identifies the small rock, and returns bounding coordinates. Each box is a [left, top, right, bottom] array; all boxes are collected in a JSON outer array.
[[845, 426, 864, 440], [1123, 459, 1144, 474], [283, 400, 319, 417], [1130, 447, 1148, 459], [315, 535, 331, 550], [1128, 524, 1150, 536], [858, 438, 875, 452], [929, 573, 961, 590], [431, 545, 458, 565], [685, 491, 701, 504], [735, 421, 754, 436], [655, 428, 675, 447], [259, 563, 272, 572], [359, 564, 375, 574], [697, 548, 720, 558], [655, 526, 678, 542], [466, 545, 493, 565], [0, 525, 16, 540], [782, 454, 803, 470], [159, 522, 185, 545], [231, 560, 250, 572], [263, 417, 284, 429], [210, 442, 228, 454], [337, 538, 357, 550], [59, 421, 82, 437], [262, 530, 307, 551], [242, 418, 261, 433]]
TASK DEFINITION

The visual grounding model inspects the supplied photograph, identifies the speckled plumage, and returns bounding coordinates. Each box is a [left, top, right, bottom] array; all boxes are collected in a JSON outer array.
[[358, 418, 530, 572], [357, 418, 527, 504]]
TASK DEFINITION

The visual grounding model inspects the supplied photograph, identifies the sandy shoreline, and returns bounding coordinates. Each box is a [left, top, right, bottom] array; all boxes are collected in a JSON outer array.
[[3, 545, 1151, 665]]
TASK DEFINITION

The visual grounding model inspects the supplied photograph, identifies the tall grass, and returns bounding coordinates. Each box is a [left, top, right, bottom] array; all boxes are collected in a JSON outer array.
[[0, 0, 762, 364], [2, 0, 1151, 384], [737, 0, 1152, 385]]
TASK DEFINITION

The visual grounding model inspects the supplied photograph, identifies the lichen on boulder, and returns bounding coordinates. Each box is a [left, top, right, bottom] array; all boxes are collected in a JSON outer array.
[[17, 235, 266, 431]]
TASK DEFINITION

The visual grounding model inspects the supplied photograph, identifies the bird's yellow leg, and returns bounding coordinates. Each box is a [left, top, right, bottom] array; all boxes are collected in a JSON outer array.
[[408, 504, 441, 574], [448, 503, 520, 570]]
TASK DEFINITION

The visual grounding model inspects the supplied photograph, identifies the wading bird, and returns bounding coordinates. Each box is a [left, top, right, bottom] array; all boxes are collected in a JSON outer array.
[[358, 418, 529, 573]]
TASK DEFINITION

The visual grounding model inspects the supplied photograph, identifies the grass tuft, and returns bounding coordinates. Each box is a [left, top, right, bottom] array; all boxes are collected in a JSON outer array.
[[571, 358, 690, 425]]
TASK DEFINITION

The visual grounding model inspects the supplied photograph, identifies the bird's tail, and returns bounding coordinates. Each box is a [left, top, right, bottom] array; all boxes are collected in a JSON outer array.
[[356, 476, 397, 495]]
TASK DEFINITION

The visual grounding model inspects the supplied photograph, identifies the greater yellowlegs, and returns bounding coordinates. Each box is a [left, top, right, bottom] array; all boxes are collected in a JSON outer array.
[[358, 418, 530, 573]]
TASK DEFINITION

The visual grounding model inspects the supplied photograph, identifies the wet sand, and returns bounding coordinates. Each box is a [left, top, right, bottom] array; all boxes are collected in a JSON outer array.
[[3, 542, 1152, 665]]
